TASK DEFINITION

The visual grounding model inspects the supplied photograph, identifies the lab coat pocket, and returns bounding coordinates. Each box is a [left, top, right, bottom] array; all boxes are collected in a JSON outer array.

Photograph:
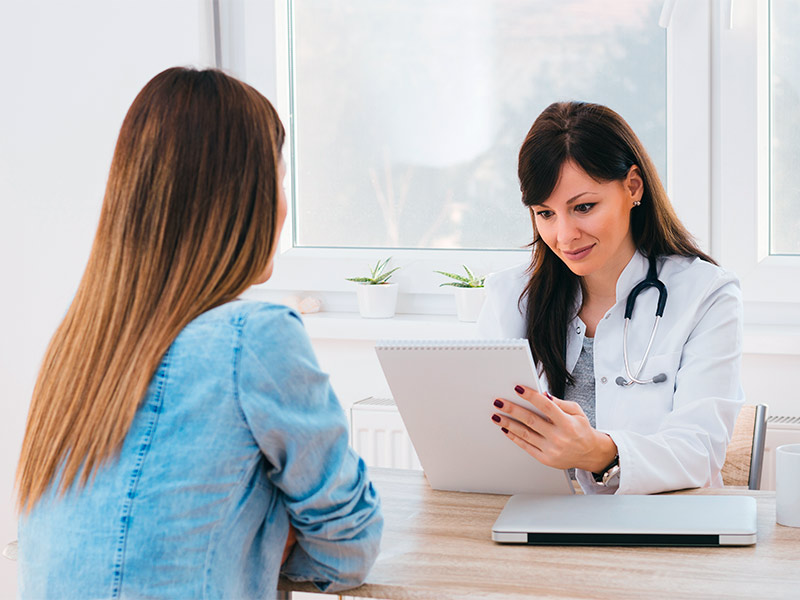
[[613, 351, 681, 433]]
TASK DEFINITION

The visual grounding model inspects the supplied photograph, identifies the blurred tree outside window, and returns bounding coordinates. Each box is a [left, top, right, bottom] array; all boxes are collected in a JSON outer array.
[[289, 0, 667, 250]]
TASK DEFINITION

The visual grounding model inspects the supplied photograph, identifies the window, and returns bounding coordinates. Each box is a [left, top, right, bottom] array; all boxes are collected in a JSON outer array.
[[714, 0, 800, 316], [289, 0, 667, 251], [227, 1, 800, 324], [229, 0, 707, 307], [770, 0, 800, 256]]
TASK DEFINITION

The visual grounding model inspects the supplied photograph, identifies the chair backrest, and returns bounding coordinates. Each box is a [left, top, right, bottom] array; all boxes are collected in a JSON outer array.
[[721, 404, 768, 489]]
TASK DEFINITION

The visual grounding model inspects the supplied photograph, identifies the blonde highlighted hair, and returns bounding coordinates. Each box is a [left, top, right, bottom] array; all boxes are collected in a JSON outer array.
[[16, 67, 285, 512]]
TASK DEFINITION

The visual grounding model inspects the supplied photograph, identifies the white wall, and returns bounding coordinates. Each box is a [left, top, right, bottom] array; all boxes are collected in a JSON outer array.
[[739, 353, 800, 418], [0, 1, 212, 594]]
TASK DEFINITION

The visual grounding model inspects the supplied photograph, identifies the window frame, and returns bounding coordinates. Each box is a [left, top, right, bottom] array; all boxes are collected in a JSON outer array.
[[231, 1, 719, 316], [263, 0, 533, 302], [712, 0, 800, 324]]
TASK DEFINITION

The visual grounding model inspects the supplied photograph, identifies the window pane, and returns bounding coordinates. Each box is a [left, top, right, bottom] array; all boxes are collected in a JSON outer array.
[[291, 0, 666, 249], [770, 0, 800, 255]]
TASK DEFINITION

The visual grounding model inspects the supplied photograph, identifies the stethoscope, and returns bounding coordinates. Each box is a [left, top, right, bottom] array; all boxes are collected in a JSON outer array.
[[614, 255, 668, 387]]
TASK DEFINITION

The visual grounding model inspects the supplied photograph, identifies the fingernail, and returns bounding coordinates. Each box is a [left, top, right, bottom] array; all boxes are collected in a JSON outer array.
[[544, 391, 553, 400], [514, 385, 525, 394], [491, 414, 501, 423], [493, 399, 504, 408], [501, 427, 509, 434]]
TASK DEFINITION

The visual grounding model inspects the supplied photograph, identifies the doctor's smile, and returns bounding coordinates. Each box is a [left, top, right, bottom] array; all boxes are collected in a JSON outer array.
[[560, 243, 595, 261]]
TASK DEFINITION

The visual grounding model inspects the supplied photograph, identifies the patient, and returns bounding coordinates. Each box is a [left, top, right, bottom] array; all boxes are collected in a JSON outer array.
[[15, 67, 382, 598]]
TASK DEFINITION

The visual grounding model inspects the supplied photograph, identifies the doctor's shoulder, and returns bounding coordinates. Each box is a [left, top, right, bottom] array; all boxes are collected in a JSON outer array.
[[660, 254, 743, 314], [484, 262, 530, 297], [478, 262, 530, 339]]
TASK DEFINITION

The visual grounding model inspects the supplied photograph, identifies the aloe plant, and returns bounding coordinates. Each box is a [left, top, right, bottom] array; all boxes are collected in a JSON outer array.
[[434, 265, 485, 288], [346, 257, 400, 285]]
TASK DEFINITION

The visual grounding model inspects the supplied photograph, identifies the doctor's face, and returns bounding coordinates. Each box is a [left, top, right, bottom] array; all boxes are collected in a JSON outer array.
[[532, 160, 643, 281]]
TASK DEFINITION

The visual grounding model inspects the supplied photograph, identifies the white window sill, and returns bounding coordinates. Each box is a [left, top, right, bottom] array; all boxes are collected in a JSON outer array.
[[242, 288, 800, 354], [301, 311, 478, 341], [296, 311, 799, 355], [299, 312, 800, 355]]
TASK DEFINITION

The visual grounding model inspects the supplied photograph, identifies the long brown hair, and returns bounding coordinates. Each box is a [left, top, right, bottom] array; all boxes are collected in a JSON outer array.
[[16, 67, 285, 512], [518, 101, 713, 397]]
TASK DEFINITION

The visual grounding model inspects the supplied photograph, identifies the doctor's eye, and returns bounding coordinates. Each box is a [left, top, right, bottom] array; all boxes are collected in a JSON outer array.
[[574, 203, 596, 214]]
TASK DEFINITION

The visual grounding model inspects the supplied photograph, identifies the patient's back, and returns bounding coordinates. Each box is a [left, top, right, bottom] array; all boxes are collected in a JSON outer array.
[[18, 300, 382, 599]]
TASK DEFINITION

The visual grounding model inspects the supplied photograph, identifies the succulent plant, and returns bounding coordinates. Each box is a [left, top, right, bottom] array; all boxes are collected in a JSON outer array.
[[434, 265, 485, 288], [346, 257, 400, 285]]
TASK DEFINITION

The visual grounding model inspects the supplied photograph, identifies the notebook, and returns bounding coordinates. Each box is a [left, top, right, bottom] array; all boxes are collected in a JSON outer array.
[[375, 339, 574, 495], [492, 494, 758, 546]]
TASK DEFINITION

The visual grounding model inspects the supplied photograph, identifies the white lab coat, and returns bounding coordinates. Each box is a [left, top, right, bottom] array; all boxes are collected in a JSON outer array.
[[477, 251, 745, 495]]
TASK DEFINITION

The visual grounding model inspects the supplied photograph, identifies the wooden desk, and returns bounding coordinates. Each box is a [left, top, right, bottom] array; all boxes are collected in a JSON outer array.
[[281, 468, 800, 599]]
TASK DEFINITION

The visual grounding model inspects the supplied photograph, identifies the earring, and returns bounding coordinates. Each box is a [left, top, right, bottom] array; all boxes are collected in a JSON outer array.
[[633, 201, 641, 207]]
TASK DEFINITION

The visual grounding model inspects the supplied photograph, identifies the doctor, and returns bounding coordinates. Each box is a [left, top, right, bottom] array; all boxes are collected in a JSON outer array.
[[481, 101, 744, 495]]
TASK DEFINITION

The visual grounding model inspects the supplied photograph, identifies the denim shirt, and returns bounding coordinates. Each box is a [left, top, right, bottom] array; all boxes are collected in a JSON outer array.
[[18, 301, 383, 599]]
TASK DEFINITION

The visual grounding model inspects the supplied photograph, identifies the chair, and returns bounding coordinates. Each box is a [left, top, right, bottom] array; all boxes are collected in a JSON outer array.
[[721, 404, 768, 489]]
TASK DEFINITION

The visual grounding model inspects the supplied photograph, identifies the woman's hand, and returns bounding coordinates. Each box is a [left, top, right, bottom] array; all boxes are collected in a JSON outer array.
[[490, 385, 617, 472]]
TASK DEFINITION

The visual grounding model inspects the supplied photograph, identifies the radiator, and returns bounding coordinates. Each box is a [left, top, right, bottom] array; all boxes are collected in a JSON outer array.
[[762, 415, 800, 491], [350, 397, 421, 470]]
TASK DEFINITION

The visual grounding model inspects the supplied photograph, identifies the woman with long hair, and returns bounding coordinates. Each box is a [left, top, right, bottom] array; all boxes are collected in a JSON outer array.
[[16, 67, 382, 598], [481, 101, 743, 495]]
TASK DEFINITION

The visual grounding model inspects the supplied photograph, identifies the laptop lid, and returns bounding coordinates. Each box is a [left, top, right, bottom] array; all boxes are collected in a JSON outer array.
[[492, 494, 757, 546]]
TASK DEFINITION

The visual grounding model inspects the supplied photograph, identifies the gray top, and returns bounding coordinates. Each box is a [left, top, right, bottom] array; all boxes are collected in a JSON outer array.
[[564, 336, 596, 428]]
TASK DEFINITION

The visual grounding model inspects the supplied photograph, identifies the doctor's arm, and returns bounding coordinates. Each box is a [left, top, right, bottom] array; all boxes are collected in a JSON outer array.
[[585, 278, 745, 495]]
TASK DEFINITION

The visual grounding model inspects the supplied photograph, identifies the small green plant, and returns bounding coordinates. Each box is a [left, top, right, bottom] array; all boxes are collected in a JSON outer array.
[[346, 257, 400, 285], [434, 265, 485, 288]]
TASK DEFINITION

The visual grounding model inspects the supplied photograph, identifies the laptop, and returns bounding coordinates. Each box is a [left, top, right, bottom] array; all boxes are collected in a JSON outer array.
[[492, 494, 758, 546]]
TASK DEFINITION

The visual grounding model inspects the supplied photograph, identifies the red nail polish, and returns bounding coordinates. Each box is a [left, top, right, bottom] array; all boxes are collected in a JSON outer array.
[[491, 414, 501, 423], [514, 385, 525, 394], [501, 427, 509, 434], [544, 391, 553, 400], [493, 399, 504, 409]]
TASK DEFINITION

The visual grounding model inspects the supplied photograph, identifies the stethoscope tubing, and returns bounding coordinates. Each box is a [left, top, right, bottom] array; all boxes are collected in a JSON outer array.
[[619, 316, 664, 386], [615, 255, 669, 387]]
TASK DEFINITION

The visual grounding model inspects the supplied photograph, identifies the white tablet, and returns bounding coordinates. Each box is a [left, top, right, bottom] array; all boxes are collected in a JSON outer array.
[[375, 339, 574, 496]]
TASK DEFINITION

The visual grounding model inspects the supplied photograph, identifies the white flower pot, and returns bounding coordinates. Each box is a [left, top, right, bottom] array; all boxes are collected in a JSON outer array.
[[453, 287, 486, 322], [355, 283, 398, 319]]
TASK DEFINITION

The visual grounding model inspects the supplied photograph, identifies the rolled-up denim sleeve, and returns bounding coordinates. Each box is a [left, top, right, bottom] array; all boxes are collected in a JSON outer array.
[[236, 304, 382, 592]]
